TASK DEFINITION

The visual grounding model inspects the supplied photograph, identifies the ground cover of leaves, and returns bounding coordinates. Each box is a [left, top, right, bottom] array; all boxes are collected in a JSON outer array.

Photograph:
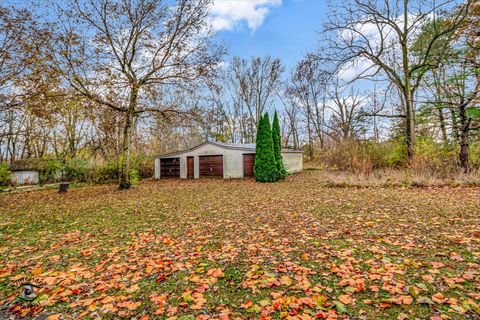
[[0, 171, 479, 320]]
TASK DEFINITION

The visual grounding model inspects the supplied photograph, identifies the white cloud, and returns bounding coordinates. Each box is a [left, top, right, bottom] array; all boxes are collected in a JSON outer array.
[[210, 0, 282, 32], [337, 58, 374, 81]]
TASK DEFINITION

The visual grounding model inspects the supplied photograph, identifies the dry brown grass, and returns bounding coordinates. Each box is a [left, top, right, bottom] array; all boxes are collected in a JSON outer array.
[[303, 166, 480, 188]]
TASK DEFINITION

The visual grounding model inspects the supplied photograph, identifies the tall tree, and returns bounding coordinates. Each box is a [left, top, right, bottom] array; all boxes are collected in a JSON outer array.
[[418, 3, 480, 172], [229, 56, 283, 142], [320, 0, 473, 159], [254, 113, 278, 182], [289, 54, 328, 158], [52, 0, 223, 189], [272, 111, 287, 178], [326, 84, 367, 142]]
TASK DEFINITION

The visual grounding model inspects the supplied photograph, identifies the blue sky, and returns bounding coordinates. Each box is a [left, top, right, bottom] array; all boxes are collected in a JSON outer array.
[[211, 0, 327, 70], [11, 0, 326, 70]]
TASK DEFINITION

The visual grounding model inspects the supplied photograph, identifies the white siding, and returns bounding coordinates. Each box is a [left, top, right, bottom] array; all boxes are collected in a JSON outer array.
[[282, 153, 303, 173], [154, 159, 160, 179], [11, 171, 39, 185], [224, 152, 243, 178]]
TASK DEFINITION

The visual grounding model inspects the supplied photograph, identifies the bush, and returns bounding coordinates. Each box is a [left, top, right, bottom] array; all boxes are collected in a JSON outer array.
[[129, 168, 140, 185], [39, 159, 63, 184], [313, 136, 480, 177], [316, 139, 408, 174], [469, 140, 480, 168], [64, 158, 88, 181], [86, 161, 119, 184], [0, 162, 11, 186], [131, 154, 154, 179], [409, 136, 458, 177]]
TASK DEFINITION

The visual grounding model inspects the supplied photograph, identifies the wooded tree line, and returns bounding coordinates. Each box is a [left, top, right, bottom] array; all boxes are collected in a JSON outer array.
[[0, 0, 479, 188]]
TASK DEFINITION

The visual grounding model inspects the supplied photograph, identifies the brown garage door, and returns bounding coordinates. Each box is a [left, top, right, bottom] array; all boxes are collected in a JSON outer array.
[[243, 154, 255, 177], [187, 156, 194, 178], [199, 155, 223, 177], [160, 157, 180, 178]]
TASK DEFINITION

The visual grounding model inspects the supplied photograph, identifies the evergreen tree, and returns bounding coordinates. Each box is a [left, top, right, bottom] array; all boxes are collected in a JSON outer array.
[[254, 113, 278, 182], [272, 111, 287, 178]]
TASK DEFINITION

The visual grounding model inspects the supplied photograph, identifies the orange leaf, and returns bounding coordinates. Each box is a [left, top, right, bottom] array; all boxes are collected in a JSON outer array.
[[118, 301, 142, 310], [166, 306, 178, 316], [432, 293, 447, 304], [241, 300, 253, 309], [339, 294, 352, 305], [207, 268, 224, 278]]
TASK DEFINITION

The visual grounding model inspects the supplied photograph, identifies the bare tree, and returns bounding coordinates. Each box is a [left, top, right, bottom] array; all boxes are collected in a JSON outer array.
[[326, 84, 367, 141], [288, 54, 329, 158], [228, 56, 283, 142], [51, 0, 223, 189], [320, 0, 473, 159], [277, 86, 300, 149]]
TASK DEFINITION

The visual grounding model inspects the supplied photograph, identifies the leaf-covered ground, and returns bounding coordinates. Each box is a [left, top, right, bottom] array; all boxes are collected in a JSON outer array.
[[0, 171, 479, 320]]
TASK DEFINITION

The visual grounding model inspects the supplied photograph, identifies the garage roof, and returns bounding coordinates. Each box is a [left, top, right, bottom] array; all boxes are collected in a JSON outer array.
[[156, 141, 303, 158]]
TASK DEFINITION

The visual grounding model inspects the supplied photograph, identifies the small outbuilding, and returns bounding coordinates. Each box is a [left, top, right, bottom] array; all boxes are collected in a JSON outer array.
[[154, 141, 303, 179], [9, 159, 40, 185]]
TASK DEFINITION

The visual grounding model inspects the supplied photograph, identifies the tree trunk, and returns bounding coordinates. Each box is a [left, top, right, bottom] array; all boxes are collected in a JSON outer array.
[[405, 90, 416, 159], [306, 109, 313, 160], [459, 130, 469, 174], [118, 87, 138, 190], [449, 107, 459, 142], [401, 5, 416, 160], [458, 104, 470, 174], [438, 107, 447, 144]]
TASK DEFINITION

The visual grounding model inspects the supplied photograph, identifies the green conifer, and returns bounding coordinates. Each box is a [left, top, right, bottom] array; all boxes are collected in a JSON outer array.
[[272, 111, 287, 178], [254, 113, 278, 182]]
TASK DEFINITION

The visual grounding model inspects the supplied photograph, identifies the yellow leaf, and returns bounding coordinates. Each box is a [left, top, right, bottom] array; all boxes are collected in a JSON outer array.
[[127, 284, 140, 293], [280, 276, 292, 286], [259, 299, 270, 307]]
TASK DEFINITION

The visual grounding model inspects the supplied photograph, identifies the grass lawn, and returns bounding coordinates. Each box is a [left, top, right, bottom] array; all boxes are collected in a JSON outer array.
[[0, 171, 479, 320]]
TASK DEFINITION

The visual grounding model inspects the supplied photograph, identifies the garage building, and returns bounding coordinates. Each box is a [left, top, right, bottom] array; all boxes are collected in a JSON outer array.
[[154, 141, 303, 179]]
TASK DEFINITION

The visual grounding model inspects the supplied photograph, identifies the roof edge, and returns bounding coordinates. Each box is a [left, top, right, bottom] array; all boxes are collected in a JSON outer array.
[[156, 141, 303, 158]]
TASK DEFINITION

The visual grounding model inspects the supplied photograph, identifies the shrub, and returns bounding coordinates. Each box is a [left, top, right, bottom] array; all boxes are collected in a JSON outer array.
[[316, 139, 408, 174], [0, 162, 11, 186], [129, 168, 140, 185], [39, 159, 63, 184], [469, 140, 480, 169], [313, 136, 480, 177], [254, 113, 279, 182], [410, 136, 458, 177], [64, 158, 88, 181], [131, 153, 154, 179], [86, 161, 119, 184]]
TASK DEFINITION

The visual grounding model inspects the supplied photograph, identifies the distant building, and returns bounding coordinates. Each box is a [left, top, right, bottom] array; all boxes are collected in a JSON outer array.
[[9, 160, 40, 185]]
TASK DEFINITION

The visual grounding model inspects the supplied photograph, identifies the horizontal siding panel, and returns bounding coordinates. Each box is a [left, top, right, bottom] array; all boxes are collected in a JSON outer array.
[[199, 155, 223, 177], [160, 158, 180, 178]]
